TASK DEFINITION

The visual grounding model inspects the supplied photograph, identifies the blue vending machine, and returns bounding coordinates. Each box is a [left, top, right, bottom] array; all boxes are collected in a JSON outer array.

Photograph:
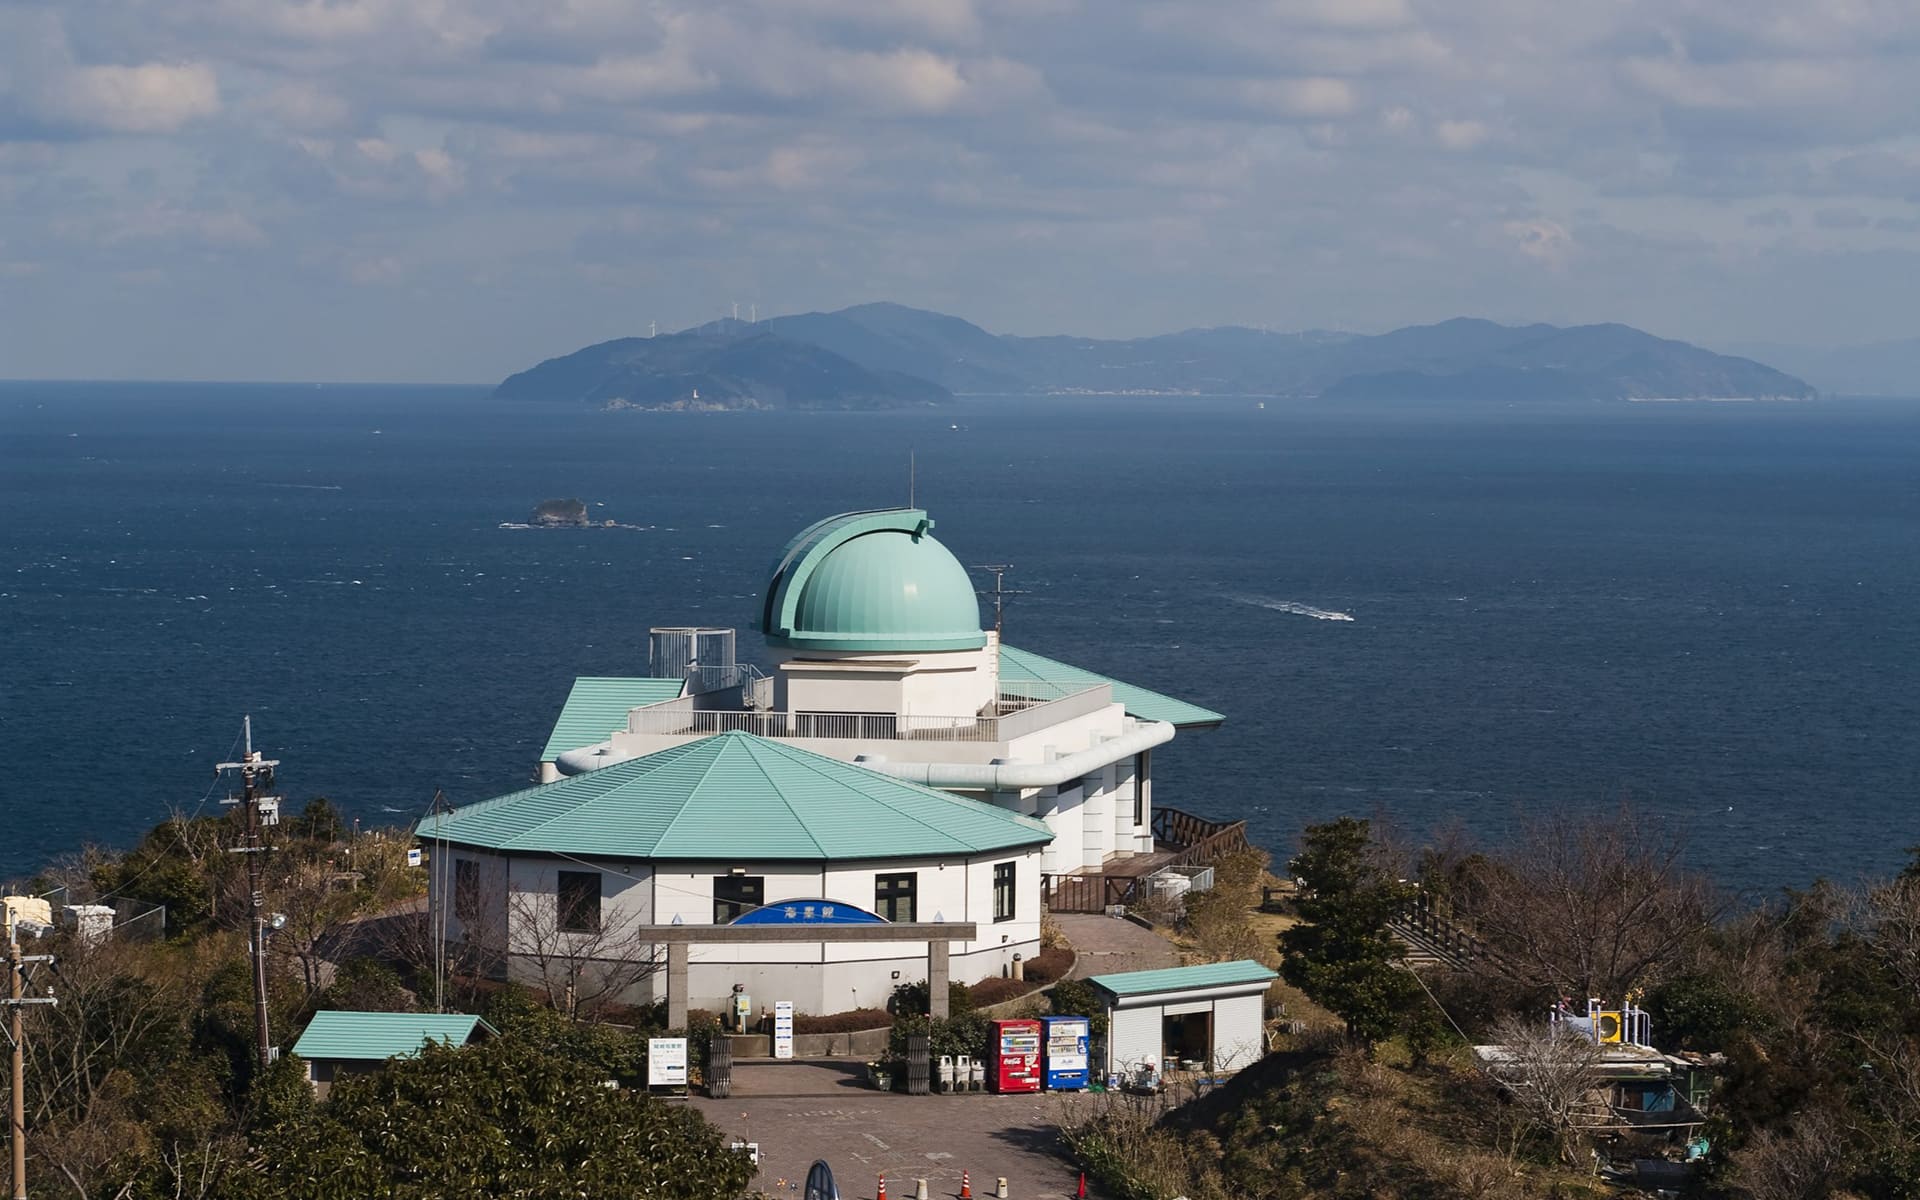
[[1042, 1016, 1091, 1091]]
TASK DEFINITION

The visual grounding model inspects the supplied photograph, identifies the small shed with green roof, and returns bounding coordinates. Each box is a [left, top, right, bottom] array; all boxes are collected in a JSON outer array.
[[291, 1011, 496, 1098], [1089, 959, 1276, 1079]]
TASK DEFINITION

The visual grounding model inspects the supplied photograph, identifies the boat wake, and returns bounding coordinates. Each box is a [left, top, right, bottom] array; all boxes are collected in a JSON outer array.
[[1229, 594, 1355, 622]]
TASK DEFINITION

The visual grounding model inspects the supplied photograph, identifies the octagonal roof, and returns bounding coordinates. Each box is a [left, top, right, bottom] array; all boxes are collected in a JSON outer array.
[[418, 731, 1051, 861]]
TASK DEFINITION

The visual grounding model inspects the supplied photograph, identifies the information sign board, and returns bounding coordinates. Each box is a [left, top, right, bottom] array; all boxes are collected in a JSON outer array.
[[647, 1037, 688, 1087], [773, 1000, 795, 1060]]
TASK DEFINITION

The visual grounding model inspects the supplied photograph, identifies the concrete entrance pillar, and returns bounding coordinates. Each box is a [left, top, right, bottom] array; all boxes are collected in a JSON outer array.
[[667, 942, 689, 1029], [928, 939, 950, 1019]]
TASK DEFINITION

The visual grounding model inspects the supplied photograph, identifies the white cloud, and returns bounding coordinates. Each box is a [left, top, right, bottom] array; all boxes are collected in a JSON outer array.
[[830, 48, 970, 112], [1505, 217, 1573, 267], [1240, 77, 1357, 118], [1434, 118, 1488, 150], [37, 62, 221, 134]]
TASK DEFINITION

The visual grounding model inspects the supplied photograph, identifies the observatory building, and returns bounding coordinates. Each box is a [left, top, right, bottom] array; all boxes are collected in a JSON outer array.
[[420, 507, 1223, 1014]]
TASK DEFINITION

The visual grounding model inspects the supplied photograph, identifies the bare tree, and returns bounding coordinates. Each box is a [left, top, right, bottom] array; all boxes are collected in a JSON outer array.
[[504, 890, 663, 1019], [266, 860, 361, 996], [1484, 1015, 1607, 1168], [1861, 873, 1920, 998], [1457, 807, 1726, 1000], [1724, 1106, 1853, 1200]]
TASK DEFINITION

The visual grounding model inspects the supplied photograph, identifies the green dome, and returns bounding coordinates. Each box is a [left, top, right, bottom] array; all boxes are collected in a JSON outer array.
[[762, 509, 987, 653]]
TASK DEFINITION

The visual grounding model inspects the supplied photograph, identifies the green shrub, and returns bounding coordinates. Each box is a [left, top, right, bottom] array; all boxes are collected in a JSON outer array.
[[888, 977, 973, 1017], [793, 1008, 891, 1034], [1045, 978, 1108, 1037]]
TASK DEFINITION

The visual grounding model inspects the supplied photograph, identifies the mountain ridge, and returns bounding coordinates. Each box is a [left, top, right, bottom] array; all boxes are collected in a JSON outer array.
[[497, 303, 1815, 407]]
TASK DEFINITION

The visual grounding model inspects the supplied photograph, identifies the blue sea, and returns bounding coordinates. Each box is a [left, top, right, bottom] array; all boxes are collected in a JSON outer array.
[[4, 382, 1918, 894]]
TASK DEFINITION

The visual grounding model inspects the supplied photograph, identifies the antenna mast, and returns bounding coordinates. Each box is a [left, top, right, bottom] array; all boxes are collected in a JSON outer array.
[[429, 789, 452, 1014], [972, 564, 1026, 638], [5, 916, 56, 1200], [217, 715, 279, 1067]]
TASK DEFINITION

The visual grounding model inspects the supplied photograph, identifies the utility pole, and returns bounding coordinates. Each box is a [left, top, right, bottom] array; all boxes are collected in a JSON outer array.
[[217, 717, 279, 1067], [5, 916, 57, 1200], [972, 564, 1026, 639]]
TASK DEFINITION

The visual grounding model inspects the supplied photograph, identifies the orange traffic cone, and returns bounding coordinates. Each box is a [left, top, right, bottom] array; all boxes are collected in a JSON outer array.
[[1077, 1171, 1088, 1198], [877, 1173, 887, 1200], [959, 1170, 972, 1199]]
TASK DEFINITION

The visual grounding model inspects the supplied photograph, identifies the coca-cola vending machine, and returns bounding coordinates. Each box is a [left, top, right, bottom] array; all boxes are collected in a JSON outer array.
[[989, 1018, 1043, 1093]]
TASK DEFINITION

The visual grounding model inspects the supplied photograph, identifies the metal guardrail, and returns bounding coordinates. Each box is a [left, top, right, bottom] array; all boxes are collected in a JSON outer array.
[[624, 686, 1109, 745], [1042, 806, 1249, 913]]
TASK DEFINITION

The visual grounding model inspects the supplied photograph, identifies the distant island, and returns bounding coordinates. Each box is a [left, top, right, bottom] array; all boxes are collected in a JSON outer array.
[[531, 498, 589, 527], [497, 303, 1815, 407], [498, 498, 637, 531], [494, 326, 952, 411]]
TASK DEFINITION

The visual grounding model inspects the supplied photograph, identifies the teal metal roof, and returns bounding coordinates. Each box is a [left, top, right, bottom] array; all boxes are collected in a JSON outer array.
[[420, 731, 1052, 861], [290, 1011, 495, 1062], [761, 509, 987, 653], [541, 676, 686, 761], [999, 645, 1225, 729], [1089, 959, 1277, 998]]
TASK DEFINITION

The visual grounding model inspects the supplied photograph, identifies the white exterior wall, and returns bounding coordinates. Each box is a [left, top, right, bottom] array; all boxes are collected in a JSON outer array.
[[1080, 765, 1113, 868], [779, 644, 997, 726], [503, 855, 652, 957], [1212, 993, 1267, 1070], [1039, 785, 1083, 876], [440, 848, 510, 953], [1107, 1006, 1162, 1078], [1112, 759, 1141, 855], [1100, 984, 1272, 1077], [445, 847, 1044, 1014]]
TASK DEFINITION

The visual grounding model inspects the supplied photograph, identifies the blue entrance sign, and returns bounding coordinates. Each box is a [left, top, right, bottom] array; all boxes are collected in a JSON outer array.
[[731, 899, 887, 926]]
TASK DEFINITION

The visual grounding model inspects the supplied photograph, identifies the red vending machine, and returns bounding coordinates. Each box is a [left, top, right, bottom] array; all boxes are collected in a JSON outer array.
[[989, 1019, 1043, 1093]]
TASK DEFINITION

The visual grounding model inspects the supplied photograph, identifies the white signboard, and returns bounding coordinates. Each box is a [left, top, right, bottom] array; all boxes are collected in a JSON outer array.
[[773, 1000, 795, 1060], [406, 848, 423, 867], [647, 1037, 688, 1087]]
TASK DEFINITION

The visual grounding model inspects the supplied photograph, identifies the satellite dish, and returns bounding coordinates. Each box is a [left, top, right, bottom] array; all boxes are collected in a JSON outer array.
[[804, 1160, 839, 1200]]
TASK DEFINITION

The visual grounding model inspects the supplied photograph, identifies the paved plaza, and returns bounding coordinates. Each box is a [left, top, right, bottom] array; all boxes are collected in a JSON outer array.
[[692, 1062, 1110, 1200]]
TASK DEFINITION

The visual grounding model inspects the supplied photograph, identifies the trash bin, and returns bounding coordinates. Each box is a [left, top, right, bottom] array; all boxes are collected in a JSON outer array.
[[967, 1059, 985, 1092], [937, 1055, 955, 1094], [955, 1055, 973, 1093]]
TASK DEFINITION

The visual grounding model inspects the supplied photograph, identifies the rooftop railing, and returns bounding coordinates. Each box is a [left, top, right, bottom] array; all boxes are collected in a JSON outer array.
[[623, 684, 1112, 744]]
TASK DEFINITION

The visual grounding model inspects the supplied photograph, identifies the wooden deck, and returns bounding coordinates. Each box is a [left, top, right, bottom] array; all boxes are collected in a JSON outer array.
[[1041, 807, 1250, 913]]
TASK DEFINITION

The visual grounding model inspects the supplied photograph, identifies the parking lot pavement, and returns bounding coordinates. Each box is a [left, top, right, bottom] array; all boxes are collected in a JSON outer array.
[[691, 1062, 1105, 1200]]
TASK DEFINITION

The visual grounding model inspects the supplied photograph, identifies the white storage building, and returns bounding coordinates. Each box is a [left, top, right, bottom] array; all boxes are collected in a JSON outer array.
[[1090, 959, 1277, 1077]]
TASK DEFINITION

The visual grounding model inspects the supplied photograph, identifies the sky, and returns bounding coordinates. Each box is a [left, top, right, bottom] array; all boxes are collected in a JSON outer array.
[[3, 0, 1920, 383]]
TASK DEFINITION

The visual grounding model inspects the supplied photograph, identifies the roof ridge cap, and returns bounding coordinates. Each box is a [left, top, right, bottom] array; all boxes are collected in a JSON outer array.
[[757, 737, 968, 851], [481, 739, 702, 849], [648, 734, 736, 851], [740, 737, 830, 858]]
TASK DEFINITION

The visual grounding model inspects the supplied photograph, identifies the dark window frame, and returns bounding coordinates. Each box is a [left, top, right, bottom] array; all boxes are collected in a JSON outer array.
[[993, 861, 1016, 923], [454, 859, 480, 923], [874, 872, 918, 923], [713, 875, 765, 925], [556, 870, 601, 934]]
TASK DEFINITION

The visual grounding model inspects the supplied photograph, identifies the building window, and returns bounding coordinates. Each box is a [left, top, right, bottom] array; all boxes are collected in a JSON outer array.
[[454, 859, 479, 923], [993, 862, 1016, 923], [875, 872, 917, 923], [556, 870, 601, 934], [713, 875, 764, 925]]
